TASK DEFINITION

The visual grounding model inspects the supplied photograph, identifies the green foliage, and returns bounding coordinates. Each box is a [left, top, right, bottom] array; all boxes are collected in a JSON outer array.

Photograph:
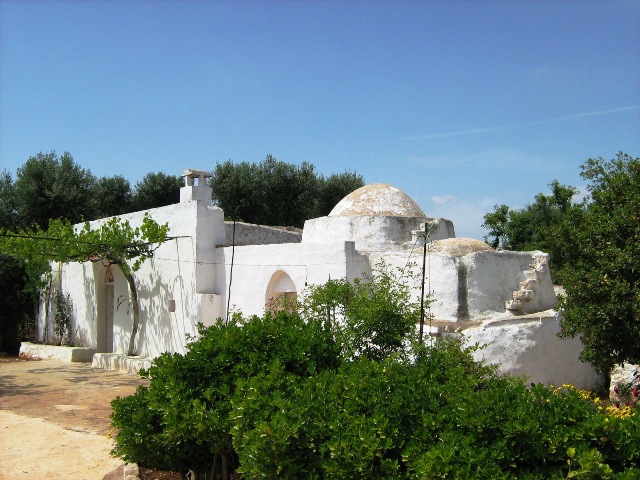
[[299, 263, 422, 361], [0, 254, 32, 353], [52, 290, 73, 346], [231, 338, 494, 479], [93, 175, 133, 218], [2, 214, 168, 275], [558, 153, 640, 374], [232, 339, 640, 479], [482, 180, 578, 272], [109, 385, 181, 470], [109, 257, 640, 478], [131, 171, 182, 211], [0, 213, 169, 355], [111, 312, 340, 478], [14, 151, 97, 229], [211, 155, 364, 227], [0, 170, 18, 230]]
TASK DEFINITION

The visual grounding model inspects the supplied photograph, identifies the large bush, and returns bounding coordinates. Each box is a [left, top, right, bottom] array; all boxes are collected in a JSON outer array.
[[111, 271, 640, 479], [110, 312, 340, 477], [299, 263, 421, 362], [231, 341, 640, 479]]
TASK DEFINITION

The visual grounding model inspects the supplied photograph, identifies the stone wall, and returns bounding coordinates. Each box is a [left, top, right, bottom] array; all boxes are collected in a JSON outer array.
[[224, 222, 302, 246]]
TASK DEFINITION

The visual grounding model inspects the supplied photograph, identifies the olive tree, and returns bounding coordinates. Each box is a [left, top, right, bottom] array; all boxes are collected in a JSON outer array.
[[132, 172, 182, 211], [13, 151, 97, 229], [211, 155, 364, 227]]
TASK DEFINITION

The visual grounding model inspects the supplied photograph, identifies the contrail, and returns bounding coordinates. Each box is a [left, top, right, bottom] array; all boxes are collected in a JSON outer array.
[[540, 105, 640, 123], [404, 105, 640, 141]]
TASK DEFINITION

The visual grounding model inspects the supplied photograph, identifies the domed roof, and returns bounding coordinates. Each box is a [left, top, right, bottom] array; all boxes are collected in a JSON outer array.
[[429, 238, 493, 257], [329, 183, 426, 217]]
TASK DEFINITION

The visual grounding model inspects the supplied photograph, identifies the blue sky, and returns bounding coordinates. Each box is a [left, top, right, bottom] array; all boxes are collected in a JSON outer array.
[[1, 0, 638, 239]]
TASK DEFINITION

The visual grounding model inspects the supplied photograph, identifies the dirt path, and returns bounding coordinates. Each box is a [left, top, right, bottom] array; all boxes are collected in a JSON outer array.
[[0, 357, 148, 479]]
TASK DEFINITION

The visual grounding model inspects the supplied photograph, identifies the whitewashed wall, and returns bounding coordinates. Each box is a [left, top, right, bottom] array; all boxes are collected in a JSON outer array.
[[218, 240, 370, 319], [40, 199, 226, 358], [464, 313, 601, 390], [369, 249, 557, 322]]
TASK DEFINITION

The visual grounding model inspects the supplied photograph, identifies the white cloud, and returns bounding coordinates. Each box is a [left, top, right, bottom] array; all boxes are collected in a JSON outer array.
[[431, 194, 458, 205], [573, 185, 589, 203]]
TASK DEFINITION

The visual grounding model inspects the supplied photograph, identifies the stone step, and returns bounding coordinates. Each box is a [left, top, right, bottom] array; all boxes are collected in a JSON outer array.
[[524, 269, 539, 280], [519, 278, 538, 290], [505, 299, 523, 311], [513, 289, 534, 301]]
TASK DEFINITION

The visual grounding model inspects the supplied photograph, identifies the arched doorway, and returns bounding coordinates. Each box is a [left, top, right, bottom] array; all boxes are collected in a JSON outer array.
[[265, 270, 297, 312]]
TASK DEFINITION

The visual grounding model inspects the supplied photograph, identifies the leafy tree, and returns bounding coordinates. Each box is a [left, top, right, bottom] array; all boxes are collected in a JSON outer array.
[[0, 214, 169, 355], [258, 155, 319, 227], [482, 180, 578, 273], [13, 151, 97, 228], [210, 159, 258, 221], [211, 155, 364, 228], [93, 175, 133, 217], [558, 153, 640, 374], [0, 170, 18, 230], [0, 254, 31, 353], [131, 172, 182, 211], [481, 204, 510, 250], [211, 155, 317, 227]]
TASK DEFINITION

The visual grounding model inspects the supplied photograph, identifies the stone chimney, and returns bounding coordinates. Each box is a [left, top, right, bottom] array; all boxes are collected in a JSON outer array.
[[180, 169, 213, 203]]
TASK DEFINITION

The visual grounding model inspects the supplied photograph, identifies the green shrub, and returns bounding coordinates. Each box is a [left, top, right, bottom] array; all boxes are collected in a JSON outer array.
[[299, 262, 422, 362], [110, 271, 640, 479], [110, 311, 339, 477], [231, 338, 640, 479], [110, 384, 199, 471]]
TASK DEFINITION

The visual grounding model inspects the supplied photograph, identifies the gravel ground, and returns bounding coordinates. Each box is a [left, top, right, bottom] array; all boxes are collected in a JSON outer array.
[[0, 357, 148, 479]]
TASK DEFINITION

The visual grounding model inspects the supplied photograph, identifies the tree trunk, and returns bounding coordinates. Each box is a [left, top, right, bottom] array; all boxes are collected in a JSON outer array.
[[121, 267, 140, 356], [221, 451, 230, 480]]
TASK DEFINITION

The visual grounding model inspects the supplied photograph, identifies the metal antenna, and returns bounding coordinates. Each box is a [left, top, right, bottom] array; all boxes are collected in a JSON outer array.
[[419, 221, 428, 342]]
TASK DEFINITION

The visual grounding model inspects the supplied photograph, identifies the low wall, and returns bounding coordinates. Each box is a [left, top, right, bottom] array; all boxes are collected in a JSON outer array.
[[19, 342, 96, 362], [92, 353, 153, 375], [462, 312, 602, 391]]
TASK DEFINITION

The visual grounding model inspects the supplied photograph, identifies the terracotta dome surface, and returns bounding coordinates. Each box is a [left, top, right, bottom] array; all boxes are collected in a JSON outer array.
[[329, 183, 426, 217], [429, 238, 493, 257]]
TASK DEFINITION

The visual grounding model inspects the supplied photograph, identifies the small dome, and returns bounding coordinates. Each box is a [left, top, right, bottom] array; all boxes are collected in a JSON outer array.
[[429, 238, 493, 257], [329, 183, 426, 217]]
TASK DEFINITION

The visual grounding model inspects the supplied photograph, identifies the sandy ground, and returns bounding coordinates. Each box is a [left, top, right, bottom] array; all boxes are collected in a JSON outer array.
[[0, 357, 148, 480]]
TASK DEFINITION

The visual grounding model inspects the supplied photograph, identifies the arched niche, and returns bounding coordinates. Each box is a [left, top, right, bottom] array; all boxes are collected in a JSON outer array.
[[265, 270, 297, 312]]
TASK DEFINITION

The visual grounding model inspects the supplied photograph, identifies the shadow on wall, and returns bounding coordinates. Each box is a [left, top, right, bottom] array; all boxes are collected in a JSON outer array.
[[78, 263, 98, 348], [135, 256, 200, 357]]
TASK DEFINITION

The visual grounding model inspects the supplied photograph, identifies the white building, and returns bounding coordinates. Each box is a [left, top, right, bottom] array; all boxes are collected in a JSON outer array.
[[38, 170, 600, 388]]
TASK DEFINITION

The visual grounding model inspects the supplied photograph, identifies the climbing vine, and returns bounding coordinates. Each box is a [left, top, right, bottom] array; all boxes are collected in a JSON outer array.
[[52, 289, 72, 346]]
